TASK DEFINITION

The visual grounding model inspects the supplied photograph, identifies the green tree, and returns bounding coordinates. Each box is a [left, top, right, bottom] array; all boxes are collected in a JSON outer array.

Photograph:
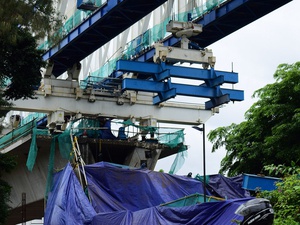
[[0, 28, 45, 100], [208, 62, 300, 176], [0, 0, 62, 45], [0, 154, 17, 225], [0, 0, 63, 101], [259, 164, 300, 224], [0, 1, 63, 224]]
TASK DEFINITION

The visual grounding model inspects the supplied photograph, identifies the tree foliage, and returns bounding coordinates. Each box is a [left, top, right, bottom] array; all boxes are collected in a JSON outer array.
[[0, 1, 63, 223], [0, 0, 62, 44], [0, 0, 63, 102], [0, 0, 63, 101], [0, 154, 17, 225], [0, 29, 45, 100], [259, 164, 300, 224], [208, 62, 300, 176]]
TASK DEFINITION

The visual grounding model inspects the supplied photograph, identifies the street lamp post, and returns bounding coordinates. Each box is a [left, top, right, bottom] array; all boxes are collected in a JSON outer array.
[[192, 123, 207, 203]]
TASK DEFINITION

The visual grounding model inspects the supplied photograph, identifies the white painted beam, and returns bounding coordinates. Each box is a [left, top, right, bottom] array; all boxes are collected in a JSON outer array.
[[7, 91, 214, 125]]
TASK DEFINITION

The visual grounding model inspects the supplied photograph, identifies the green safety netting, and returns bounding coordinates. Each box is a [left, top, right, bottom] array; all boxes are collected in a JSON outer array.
[[0, 119, 36, 150], [27, 120, 77, 198], [72, 118, 102, 137], [25, 115, 55, 171], [160, 193, 223, 207], [42, 121, 82, 199], [168, 145, 187, 175], [45, 136, 58, 198], [158, 129, 187, 174], [26, 120, 38, 171], [0, 112, 49, 153], [158, 129, 184, 148], [119, 120, 189, 175], [21, 112, 46, 126], [80, 76, 104, 89], [118, 119, 158, 136], [54, 118, 101, 161], [195, 173, 210, 184]]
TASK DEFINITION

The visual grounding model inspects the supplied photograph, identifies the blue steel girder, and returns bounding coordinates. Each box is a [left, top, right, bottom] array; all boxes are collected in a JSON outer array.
[[117, 60, 244, 109], [116, 60, 239, 85], [122, 78, 244, 109], [43, 0, 167, 76], [136, 0, 292, 62]]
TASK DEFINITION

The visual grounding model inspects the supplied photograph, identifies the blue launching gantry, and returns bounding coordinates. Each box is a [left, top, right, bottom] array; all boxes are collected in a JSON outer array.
[[116, 21, 244, 109]]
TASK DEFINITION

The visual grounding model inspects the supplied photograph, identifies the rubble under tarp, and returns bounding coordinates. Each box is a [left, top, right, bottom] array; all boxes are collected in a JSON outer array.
[[45, 162, 252, 225]]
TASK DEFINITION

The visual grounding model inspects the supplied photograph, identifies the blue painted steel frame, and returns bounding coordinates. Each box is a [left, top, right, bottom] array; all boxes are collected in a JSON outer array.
[[122, 78, 244, 109], [116, 60, 239, 84], [117, 60, 244, 109]]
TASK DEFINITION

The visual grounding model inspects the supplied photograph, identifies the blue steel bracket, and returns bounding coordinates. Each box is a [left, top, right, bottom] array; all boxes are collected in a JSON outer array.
[[119, 60, 244, 108], [122, 78, 244, 107], [205, 68, 225, 87], [116, 60, 239, 84], [153, 79, 176, 104], [154, 88, 177, 105], [205, 94, 230, 110]]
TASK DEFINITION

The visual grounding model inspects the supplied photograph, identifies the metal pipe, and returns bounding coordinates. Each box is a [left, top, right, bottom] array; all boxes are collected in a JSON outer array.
[[192, 124, 207, 202], [202, 123, 206, 202]]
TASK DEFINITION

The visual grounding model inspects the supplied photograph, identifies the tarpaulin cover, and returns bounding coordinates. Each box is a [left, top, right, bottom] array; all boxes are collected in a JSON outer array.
[[45, 162, 252, 224], [207, 174, 250, 199], [84, 162, 209, 213], [91, 198, 251, 225], [44, 164, 96, 225]]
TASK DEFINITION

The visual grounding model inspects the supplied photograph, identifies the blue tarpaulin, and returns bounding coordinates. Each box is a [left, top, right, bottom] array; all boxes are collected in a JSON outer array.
[[45, 162, 251, 224], [207, 174, 250, 199], [45, 164, 96, 225], [91, 199, 250, 225], [85, 162, 209, 213]]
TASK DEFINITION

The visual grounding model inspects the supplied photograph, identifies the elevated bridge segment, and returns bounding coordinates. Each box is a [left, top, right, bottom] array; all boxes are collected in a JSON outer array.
[[43, 0, 168, 77]]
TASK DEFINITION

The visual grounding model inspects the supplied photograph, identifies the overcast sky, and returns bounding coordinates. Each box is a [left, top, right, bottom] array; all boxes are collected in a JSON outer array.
[[155, 0, 300, 176]]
